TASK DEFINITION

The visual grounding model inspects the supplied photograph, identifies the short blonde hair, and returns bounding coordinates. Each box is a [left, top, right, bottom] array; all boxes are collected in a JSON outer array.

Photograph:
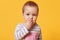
[[22, 1, 39, 13]]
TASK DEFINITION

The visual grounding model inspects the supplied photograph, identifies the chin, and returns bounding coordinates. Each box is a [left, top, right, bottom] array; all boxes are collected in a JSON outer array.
[[33, 22, 36, 25]]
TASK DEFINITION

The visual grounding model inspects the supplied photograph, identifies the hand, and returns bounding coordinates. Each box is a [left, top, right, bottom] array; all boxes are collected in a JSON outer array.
[[25, 19, 33, 30]]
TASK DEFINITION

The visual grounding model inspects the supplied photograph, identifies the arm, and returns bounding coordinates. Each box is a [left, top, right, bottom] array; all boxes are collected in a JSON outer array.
[[14, 24, 29, 40]]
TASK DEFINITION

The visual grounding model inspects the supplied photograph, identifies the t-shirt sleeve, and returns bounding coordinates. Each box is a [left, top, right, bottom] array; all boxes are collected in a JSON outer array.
[[38, 30, 42, 40], [14, 24, 29, 40]]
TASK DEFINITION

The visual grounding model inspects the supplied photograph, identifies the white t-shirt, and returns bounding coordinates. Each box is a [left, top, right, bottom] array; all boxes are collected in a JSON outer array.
[[14, 23, 42, 40]]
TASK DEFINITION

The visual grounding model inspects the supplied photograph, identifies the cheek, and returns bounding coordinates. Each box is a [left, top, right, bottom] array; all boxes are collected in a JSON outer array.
[[24, 16, 28, 20], [24, 15, 29, 21], [33, 16, 37, 21]]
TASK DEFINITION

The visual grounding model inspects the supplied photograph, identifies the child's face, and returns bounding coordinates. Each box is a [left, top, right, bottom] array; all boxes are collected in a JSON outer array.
[[23, 6, 38, 25]]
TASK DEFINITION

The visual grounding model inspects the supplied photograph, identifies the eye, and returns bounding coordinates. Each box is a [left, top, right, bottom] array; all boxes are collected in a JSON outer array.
[[26, 14, 30, 16], [32, 14, 37, 16]]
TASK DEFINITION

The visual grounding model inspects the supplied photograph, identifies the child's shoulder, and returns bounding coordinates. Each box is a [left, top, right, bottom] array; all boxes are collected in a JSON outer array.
[[31, 23, 41, 32], [16, 23, 24, 28], [35, 23, 41, 29]]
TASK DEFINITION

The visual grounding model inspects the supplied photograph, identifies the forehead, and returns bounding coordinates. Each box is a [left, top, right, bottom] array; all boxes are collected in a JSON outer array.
[[24, 6, 38, 13]]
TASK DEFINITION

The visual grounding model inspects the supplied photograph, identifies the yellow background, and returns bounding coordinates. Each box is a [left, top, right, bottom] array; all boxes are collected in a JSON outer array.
[[0, 0, 60, 40]]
